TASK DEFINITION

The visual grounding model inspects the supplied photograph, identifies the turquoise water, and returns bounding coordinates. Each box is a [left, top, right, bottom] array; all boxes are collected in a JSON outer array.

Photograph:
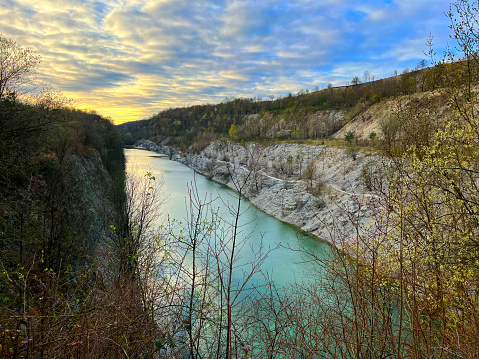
[[125, 148, 333, 289]]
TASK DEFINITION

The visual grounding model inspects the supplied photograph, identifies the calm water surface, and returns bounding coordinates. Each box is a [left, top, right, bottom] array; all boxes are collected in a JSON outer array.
[[125, 148, 333, 289]]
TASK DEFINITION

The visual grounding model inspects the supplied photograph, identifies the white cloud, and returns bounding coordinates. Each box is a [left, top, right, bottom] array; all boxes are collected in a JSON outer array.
[[384, 38, 431, 61], [0, 0, 454, 123]]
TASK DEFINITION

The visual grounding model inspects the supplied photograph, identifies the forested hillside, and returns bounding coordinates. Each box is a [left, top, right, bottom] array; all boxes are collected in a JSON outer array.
[[0, 38, 159, 357], [118, 61, 452, 150], [0, 96, 125, 268]]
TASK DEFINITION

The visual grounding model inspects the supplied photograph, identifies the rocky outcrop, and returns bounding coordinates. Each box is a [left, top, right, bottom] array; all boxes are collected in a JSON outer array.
[[63, 153, 117, 252], [136, 139, 387, 248], [332, 91, 450, 141]]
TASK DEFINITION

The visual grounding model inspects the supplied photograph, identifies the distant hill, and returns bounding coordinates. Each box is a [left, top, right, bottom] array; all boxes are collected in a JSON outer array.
[[117, 61, 456, 151]]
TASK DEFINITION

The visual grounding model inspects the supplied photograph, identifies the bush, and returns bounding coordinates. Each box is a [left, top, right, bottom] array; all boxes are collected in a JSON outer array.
[[379, 115, 402, 145], [345, 130, 355, 144]]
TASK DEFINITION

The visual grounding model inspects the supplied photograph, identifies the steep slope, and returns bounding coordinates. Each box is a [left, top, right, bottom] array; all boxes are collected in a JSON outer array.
[[118, 65, 444, 148], [332, 90, 449, 141], [0, 100, 155, 358], [137, 139, 387, 248]]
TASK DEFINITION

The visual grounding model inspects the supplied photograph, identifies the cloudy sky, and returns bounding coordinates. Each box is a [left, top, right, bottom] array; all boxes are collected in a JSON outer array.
[[1, 0, 453, 123]]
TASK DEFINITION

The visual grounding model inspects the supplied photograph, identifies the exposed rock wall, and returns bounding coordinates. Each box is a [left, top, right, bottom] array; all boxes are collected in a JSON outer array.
[[332, 91, 449, 141], [137, 139, 388, 248], [63, 153, 117, 253]]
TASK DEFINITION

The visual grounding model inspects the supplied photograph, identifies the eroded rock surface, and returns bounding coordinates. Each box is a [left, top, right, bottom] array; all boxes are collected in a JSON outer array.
[[136, 139, 388, 247]]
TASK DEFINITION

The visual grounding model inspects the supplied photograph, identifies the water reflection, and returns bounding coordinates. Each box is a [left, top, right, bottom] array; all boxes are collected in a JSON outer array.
[[125, 148, 333, 289]]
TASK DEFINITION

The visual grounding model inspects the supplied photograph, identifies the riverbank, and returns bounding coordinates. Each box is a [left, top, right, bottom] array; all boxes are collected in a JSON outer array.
[[135, 139, 387, 247]]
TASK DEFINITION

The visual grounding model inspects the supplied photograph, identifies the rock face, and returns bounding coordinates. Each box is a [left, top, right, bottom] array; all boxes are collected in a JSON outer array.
[[63, 153, 117, 252], [332, 91, 449, 141], [136, 139, 388, 248]]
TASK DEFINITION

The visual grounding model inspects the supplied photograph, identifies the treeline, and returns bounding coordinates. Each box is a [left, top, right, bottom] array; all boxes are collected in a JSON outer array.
[[0, 94, 126, 264], [118, 60, 458, 150]]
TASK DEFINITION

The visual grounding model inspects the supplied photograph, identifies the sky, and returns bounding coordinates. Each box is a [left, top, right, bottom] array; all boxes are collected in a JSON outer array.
[[0, 0, 454, 123]]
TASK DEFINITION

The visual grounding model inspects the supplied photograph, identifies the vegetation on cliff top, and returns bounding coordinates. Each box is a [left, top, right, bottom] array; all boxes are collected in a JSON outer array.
[[0, 37, 162, 357]]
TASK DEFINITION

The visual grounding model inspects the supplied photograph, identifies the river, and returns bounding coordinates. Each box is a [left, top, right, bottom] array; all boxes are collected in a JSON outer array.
[[125, 148, 334, 289]]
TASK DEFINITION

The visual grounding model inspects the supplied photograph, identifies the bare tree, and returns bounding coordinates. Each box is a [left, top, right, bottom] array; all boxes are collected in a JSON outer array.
[[363, 70, 370, 82], [351, 76, 361, 85], [0, 36, 41, 99], [418, 59, 428, 69]]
